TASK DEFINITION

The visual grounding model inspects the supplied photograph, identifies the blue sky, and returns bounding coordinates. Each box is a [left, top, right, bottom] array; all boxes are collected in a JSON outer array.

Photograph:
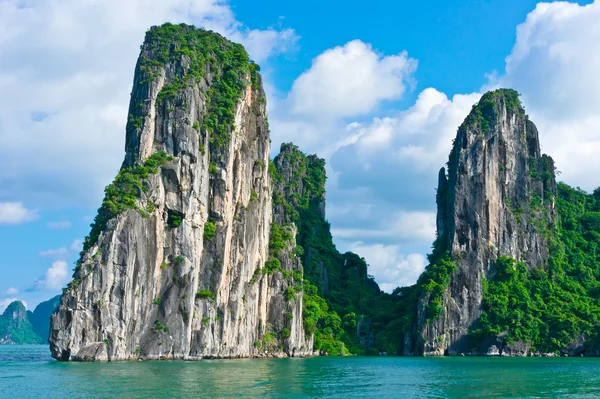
[[0, 0, 598, 311]]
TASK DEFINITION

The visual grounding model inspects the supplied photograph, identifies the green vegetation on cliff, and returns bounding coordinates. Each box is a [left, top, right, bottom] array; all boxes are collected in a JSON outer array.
[[141, 23, 261, 150], [472, 183, 600, 352], [458, 88, 526, 136], [0, 298, 60, 345], [83, 151, 173, 252], [0, 302, 40, 344], [272, 143, 400, 355]]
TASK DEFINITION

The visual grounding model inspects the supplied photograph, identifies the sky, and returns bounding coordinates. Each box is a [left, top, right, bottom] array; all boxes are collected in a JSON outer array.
[[1, 0, 599, 311]]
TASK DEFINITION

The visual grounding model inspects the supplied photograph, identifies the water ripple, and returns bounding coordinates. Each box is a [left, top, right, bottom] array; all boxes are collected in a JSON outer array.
[[2, 346, 600, 398]]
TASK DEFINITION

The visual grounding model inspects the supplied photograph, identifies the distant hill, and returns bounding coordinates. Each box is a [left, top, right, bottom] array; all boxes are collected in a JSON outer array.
[[0, 296, 61, 344], [28, 295, 61, 342]]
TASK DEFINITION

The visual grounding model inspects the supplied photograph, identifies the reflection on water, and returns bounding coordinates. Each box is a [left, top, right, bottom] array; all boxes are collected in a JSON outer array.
[[1, 345, 600, 398]]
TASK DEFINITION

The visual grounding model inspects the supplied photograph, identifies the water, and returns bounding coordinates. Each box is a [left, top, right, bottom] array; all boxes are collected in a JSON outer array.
[[2, 346, 600, 398]]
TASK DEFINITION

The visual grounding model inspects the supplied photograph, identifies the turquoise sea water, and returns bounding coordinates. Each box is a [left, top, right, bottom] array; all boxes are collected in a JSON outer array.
[[2, 346, 600, 398]]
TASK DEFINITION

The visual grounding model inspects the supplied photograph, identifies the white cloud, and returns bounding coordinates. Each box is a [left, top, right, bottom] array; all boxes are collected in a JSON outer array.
[[495, 0, 600, 191], [0, 298, 27, 314], [3, 287, 19, 296], [34, 260, 69, 291], [335, 88, 480, 176], [46, 221, 72, 229], [39, 239, 85, 259], [267, 44, 465, 289], [288, 40, 417, 120], [332, 211, 436, 243], [0, 0, 297, 208], [347, 242, 426, 292], [0, 202, 38, 225], [39, 247, 70, 259], [69, 239, 83, 253]]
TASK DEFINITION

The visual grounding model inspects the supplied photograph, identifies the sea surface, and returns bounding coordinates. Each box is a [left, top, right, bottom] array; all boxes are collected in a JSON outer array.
[[1, 345, 600, 398]]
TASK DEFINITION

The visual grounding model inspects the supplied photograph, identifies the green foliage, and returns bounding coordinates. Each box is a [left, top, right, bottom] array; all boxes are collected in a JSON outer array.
[[284, 287, 296, 302], [250, 191, 258, 202], [281, 327, 291, 339], [417, 248, 458, 322], [167, 214, 183, 228], [157, 78, 186, 105], [302, 281, 350, 355], [153, 297, 162, 305], [459, 89, 525, 136], [141, 23, 259, 150], [263, 222, 294, 275], [129, 114, 144, 130], [209, 162, 218, 174], [0, 301, 44, 344], [272, 144, 394, 354], [83, 152, 173, 252], [175, 256, 184, 265], [472, 183, 600, 352], [192, 121, 200, 132], [196, 290, 216, 300], [151, 320, 169, 333], [203, 222, 216, 241]]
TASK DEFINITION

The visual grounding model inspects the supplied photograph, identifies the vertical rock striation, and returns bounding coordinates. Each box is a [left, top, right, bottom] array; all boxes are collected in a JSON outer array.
[[50, 24, 311, 361], [414, 89, 557, 355]]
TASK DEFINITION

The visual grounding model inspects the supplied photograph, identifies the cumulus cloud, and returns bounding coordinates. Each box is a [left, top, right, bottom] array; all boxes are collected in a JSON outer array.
[[266, 40, 469, 289], [34, 261, 69, 291], [39, 239, 85, 259], [69, 239, 83, 253], [0, 202, 38, 225], [334, 88, 480, 178], [0, 298, 27, 314], [332, 211, 436, 243], [288, 40, 417, 120], [3, 287, 19, 296], [39, 247, 70, 259], [325, 89, 479, 254], [0, 0, 297, 208], [347, 243, 427, 292], [494, 0, 600, 190], [46, 221, 72, 229], [326, 1, 600, 289], [268, 40, 418, 154]]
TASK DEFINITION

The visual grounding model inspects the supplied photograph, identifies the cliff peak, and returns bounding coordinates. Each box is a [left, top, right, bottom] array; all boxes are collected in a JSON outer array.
[[413, 88, 557, 355], [50, 25, 310, 361]]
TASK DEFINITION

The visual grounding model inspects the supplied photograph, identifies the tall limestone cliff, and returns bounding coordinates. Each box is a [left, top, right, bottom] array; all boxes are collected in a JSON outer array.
[[271, 143, 388, 355], [413, 89, 557, 355], [50, 23, 310, 361]]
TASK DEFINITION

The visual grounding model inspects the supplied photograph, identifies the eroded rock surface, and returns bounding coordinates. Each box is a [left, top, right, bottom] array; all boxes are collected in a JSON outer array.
[[50, 24, 311, 361], [413, 89, 557, 356]]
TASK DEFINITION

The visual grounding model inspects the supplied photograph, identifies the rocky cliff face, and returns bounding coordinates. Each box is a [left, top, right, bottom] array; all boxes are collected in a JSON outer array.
[[50, 24, 311, 361], [415, 89, 557, 355]]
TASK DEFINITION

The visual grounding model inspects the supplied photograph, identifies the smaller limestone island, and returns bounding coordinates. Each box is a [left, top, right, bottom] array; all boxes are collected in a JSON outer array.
[[50, 24, 600, 360], [400, 89, 600, 357], [0, 296, 60, 345]]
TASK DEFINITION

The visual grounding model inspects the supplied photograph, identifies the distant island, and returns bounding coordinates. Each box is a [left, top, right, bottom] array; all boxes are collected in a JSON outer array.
[[0, 296, 60, 345], [46, 23, 600, 360]]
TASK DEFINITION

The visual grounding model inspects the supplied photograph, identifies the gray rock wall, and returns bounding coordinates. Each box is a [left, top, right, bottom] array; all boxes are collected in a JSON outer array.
[[415, 90, 557, 355], [50, 27, 311, 361]]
